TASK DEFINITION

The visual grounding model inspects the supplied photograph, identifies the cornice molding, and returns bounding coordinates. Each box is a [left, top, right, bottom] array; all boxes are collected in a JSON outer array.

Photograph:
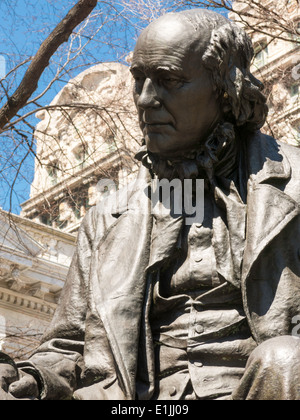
[[0, 286, 56, 321]]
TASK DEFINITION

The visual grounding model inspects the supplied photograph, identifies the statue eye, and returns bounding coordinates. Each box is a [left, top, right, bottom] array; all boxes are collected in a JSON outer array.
[[134, 75, 145, 82], [159, 77, 183, 88], [132, 74, 146, 91], [130, 69, 146, 85]]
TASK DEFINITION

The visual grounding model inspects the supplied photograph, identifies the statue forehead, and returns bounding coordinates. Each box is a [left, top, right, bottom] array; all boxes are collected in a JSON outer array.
[[133, 14, 211, 70], [141, 15, 194, 43]]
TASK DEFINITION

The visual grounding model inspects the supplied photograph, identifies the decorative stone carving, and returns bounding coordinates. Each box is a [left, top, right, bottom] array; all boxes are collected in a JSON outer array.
[[21, 63, 140, 234]]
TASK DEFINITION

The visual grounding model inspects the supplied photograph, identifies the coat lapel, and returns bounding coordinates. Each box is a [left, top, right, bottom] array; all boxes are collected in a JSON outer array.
[[147, 200, 183, 273], [90, 167, 153, 399], [89, 168, 184, 399], [242, 135, 300, 320]]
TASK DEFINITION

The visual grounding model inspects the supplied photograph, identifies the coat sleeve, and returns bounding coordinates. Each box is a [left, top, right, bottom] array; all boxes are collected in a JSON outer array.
[[17, 206, 98, 400], [16, 178, 138, 399]]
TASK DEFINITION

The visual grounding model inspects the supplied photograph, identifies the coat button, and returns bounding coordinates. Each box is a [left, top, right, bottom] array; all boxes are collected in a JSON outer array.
[[169, 387, 177, 397], [195, 325, 204, 334], [194, 361, 204, 368]]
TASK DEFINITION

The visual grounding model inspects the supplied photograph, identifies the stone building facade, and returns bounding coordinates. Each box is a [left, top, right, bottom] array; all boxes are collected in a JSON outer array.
[[0, 62, 140, 358], [230, 0, 300, 145], [0, 210, 76, 360], [21, 62, 141, 234]]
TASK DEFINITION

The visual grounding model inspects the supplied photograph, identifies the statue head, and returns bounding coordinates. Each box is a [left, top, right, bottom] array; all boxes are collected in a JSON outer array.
[[131, 9, 268, 159]]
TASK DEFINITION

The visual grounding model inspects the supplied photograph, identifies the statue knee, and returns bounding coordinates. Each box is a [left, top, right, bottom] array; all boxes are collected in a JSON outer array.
[[248, 335, 300, 370], [233, 336, 300, 400]]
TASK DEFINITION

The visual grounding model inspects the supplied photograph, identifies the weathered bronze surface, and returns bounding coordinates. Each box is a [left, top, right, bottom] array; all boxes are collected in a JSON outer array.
[[1, 9, 300, 400]]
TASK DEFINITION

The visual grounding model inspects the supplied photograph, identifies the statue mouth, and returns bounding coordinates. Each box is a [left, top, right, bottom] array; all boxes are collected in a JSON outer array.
[[143, 122, 174, 132], [146, 122, 170, 126], [145, 122, 170, 127]]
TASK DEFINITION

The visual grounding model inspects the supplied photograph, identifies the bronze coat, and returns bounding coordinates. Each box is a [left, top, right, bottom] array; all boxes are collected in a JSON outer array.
[[24, 133, 300, 400]]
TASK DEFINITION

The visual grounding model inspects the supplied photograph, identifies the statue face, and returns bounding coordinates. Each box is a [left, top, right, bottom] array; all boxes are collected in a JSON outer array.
[[131, 15, 222, 158]]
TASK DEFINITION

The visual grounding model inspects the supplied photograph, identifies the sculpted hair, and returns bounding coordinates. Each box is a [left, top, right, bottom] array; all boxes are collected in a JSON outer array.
[[180, 9, 269, 132]]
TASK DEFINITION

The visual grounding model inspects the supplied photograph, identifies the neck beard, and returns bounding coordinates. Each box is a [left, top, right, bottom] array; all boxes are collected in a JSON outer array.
[[136, 122, 237, 181]]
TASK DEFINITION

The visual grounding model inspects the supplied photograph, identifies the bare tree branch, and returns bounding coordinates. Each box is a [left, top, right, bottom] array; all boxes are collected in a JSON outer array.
[[0, 0, 98, 131]]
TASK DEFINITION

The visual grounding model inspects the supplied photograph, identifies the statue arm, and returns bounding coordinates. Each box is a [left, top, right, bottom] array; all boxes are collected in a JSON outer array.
[[6, 181, 132, 400], [16, 207, 98, 400]]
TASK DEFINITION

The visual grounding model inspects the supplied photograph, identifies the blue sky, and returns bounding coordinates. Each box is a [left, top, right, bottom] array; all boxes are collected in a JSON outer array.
[[0, 0, 137, 214], [0, 1, 74, 212], [0, 0, 227, 215]]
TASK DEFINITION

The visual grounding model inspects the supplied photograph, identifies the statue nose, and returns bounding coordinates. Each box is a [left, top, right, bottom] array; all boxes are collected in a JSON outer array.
[[137, 78, 161, 110]]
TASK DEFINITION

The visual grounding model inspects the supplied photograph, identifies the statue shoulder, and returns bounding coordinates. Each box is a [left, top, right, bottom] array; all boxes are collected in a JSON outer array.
[[270, 135, 300, 179], [248, 131, 300, 166], [276, 138, 300, 162], [258, 132, 300, 157]]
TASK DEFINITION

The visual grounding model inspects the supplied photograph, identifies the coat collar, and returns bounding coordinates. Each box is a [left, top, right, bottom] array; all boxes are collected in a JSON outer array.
[[145, 133, 297, 283], [242, 133, 299, 282], [246, 132, 291, 184]]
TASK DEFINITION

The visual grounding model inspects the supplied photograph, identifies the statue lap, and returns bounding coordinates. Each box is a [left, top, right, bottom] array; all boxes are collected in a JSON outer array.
[[232, 336, 300, 400]]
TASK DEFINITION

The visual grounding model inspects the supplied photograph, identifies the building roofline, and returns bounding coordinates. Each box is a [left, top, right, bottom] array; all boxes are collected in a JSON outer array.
[[0, 209, 76, 243], [21, 150, 129, 217]]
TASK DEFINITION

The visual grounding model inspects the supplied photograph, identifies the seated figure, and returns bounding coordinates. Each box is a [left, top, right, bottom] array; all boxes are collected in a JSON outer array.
[[1, 9, 300, 400]]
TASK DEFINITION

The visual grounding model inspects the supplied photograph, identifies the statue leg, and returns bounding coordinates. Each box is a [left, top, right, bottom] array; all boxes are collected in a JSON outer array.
[[232, 336, 300, 400]]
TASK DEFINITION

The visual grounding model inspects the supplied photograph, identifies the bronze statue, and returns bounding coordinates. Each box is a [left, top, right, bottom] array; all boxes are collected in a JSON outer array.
[[1, 9, 300, 400]]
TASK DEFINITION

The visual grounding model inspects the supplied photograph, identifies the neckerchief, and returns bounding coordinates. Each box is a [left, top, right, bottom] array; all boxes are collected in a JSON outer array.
[[136, 122, 247, 288]]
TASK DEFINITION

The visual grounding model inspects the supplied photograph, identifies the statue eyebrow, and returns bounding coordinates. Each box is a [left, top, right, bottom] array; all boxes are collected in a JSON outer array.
[[130, 64, 183, 76], [130, 64, 142, 72], [130, 64, 146, 76], [156, 65, 182, 73]]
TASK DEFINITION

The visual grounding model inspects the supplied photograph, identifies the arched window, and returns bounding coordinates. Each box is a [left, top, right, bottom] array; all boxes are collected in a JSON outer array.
[[253, 41, 269, 69], [290, 84, 299, 102], [293, 125, 300, 145], [47, 161, 60, 186], [73, 145, 88, 170], [290, 22, 300, 43]]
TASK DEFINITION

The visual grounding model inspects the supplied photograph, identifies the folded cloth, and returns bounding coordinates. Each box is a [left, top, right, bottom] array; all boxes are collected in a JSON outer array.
[[0, 351, 19, 370], [0, 387, 18, 400], [0, 352, 39, 400], [0, 351, 19, 400]]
